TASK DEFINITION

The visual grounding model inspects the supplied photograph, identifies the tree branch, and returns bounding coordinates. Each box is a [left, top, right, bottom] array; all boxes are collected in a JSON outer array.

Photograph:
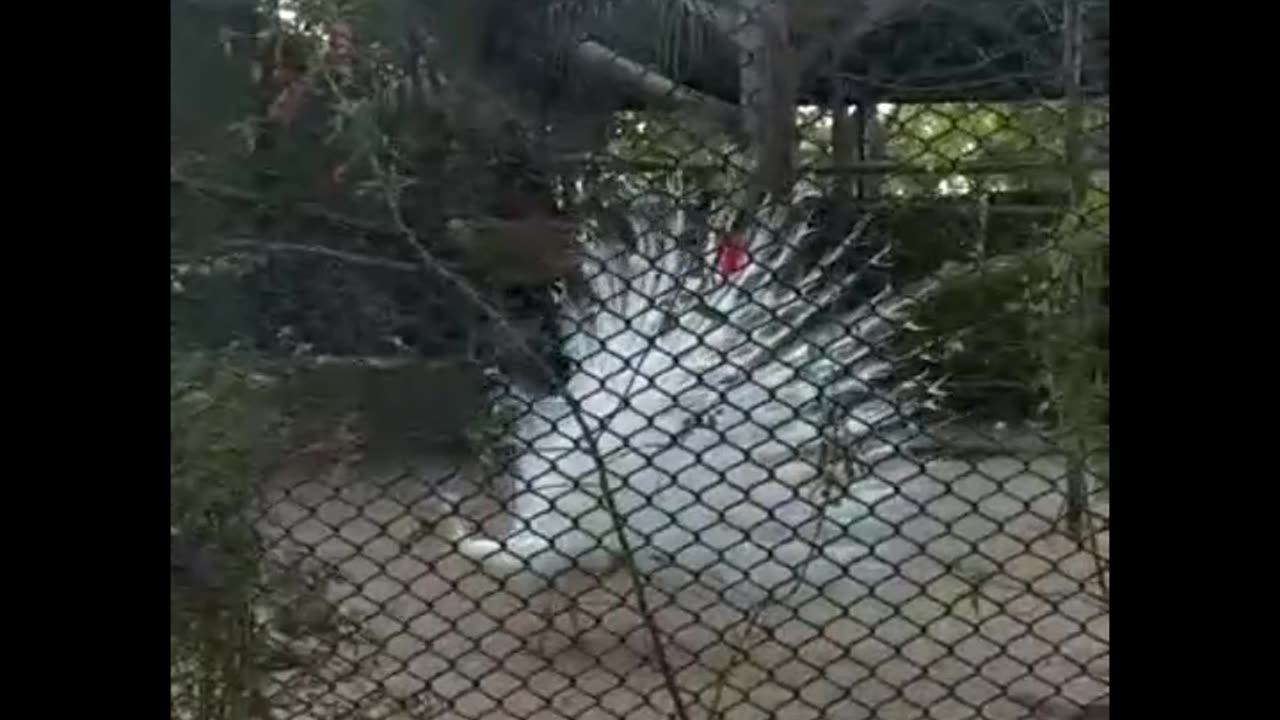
[[174, 173, 576, 277], [171, 171, 402, 239], [369, 155, 695, 720], [213, 239, 421, 272]]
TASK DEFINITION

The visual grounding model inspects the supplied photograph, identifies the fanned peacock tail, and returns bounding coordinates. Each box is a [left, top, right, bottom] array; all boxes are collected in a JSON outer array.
[[471, 187, 945, 611]]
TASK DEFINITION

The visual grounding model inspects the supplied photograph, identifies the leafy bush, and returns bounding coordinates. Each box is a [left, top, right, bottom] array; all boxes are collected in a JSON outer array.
[[170, 352, 353, 720]]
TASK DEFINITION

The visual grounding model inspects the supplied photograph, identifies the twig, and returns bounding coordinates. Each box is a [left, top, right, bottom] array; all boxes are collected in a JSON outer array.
[[1007, 492, 1110, 608], [707, 601, 770, 720], [214, 239, 420, 273], [1010, 692, 1109, 720], [706, 401, 852, 719], [171, 171, 401, 239], [366, 152, 694, 720], [310, 65, 666, 637], [1084, 513, 1110, 602]]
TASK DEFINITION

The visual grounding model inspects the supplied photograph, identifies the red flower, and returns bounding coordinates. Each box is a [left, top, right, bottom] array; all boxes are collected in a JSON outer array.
[[718, 233, 750, 277]]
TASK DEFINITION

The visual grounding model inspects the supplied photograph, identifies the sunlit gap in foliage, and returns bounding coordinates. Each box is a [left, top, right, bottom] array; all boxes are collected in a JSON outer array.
[[797, 101, 982, 197], [275, 0, 297, 25], [271, 0, 330, 37]]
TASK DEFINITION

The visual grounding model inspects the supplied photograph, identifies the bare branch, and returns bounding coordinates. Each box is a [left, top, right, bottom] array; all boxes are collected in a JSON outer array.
[[174, 174, 582, 278], [171, 171, 402, 239], [214, 239, 421, 273], [369, 155, 694, 720]]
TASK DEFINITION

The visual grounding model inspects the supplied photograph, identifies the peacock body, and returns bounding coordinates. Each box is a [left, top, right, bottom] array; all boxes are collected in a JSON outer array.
[[458, 188, 940, 620]]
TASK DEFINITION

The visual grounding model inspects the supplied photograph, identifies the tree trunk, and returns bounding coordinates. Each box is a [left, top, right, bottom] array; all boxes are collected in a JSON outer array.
[[858, 93, 887, 199], [736, 0, 798, 197], [829, 67, 854, 205]]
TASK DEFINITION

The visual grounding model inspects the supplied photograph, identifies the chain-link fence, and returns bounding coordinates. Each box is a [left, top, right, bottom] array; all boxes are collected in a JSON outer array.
[[171, 1, 1109, 719]]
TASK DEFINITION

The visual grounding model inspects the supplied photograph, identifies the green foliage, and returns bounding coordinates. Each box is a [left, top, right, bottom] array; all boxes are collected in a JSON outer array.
[[171, 0, 260, 165], [1035, 186, 1110, 448], [171, 351, 283, 532], [887, 197, 1053, 421], [171, 0, 570, 365], [171, 351, 372, 719], [876, 100, 1108, 426], [170, 353, 282, 719], [911, 257, 1055, 421], [603, 110, 746, 204], [887, 103, 1063, 162]]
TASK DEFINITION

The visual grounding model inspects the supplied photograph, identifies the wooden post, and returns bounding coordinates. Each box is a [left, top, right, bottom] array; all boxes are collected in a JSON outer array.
[[858, 92, 887, 200], [852, 98, 870, 199], [829, 55, 854, 226]]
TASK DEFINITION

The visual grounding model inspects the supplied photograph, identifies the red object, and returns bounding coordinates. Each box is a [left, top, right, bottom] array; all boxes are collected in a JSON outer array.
[[718, 234, 750, 277]]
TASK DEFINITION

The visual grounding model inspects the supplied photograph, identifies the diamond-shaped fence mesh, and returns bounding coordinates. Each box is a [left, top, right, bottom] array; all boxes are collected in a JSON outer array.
[[171, 1, 1108, 719]]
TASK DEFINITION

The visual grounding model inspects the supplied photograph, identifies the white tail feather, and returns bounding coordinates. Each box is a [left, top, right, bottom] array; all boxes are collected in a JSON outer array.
[[464, 193, 930, 612]]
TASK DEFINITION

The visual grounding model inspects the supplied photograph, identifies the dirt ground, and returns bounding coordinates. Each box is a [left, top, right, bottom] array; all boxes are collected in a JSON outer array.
[[254, 451, 1109, 720]]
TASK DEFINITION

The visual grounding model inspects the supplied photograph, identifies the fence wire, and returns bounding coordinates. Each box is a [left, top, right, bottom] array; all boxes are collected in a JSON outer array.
[[171, 1, 1109, 719]]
